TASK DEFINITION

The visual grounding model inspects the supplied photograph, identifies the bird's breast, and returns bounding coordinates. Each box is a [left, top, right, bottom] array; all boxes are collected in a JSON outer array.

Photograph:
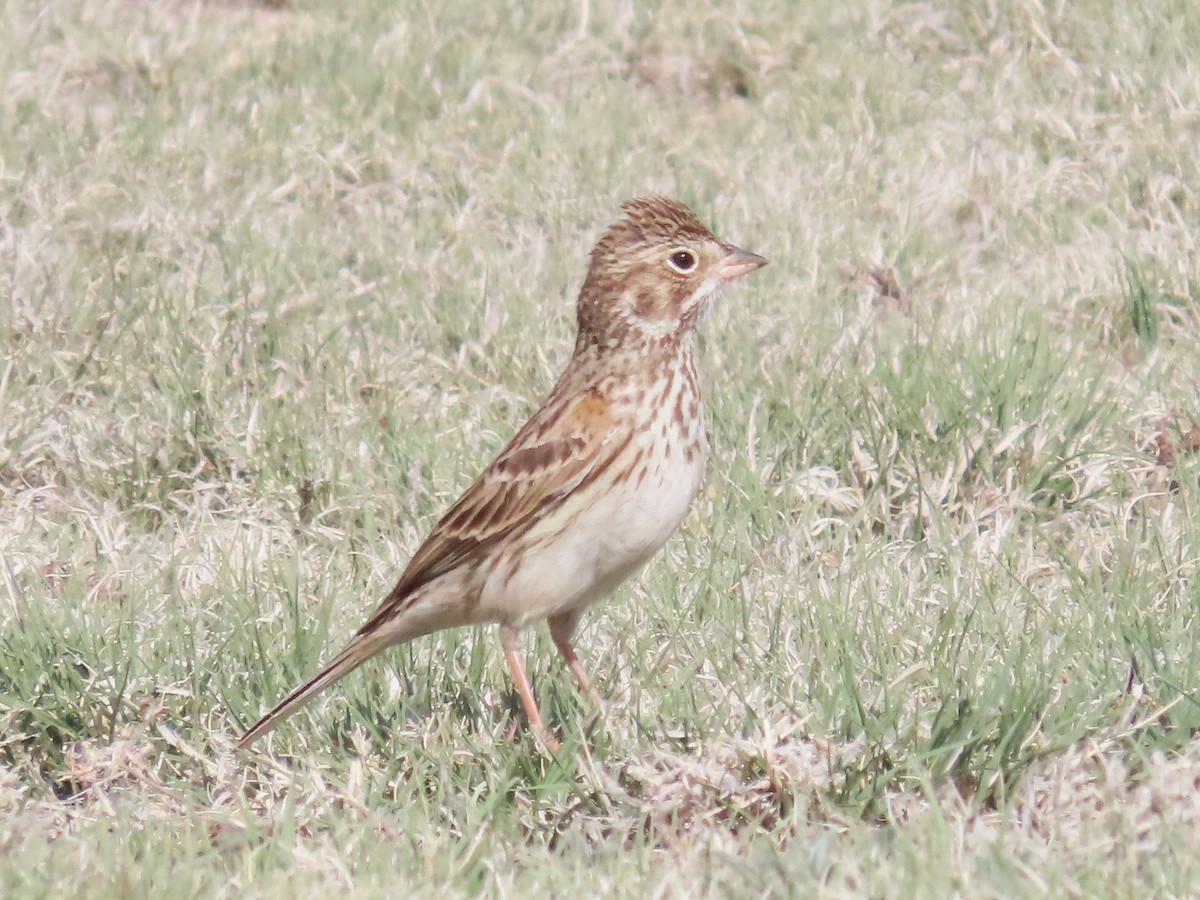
[[480, 364, 707, 627], [596, 372, 706, 560]]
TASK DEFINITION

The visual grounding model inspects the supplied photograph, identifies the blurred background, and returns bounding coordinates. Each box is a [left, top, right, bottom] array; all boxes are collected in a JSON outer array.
[[2, 0, 1199, 895]]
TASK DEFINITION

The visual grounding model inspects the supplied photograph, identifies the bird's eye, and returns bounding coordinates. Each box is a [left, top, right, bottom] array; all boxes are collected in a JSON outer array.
[[667, 249, 697, 274]]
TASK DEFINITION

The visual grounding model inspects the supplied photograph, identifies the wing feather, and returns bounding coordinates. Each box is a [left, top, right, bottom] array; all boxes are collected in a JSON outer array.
[[355, 386, 621, 635]]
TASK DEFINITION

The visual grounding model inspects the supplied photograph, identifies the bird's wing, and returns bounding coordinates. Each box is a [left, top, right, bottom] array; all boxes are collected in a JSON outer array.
[[237, 382, 628, 748], [355, 383, 629, 635]]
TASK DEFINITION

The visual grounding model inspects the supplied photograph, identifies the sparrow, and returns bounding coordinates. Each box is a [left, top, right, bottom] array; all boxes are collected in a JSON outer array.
[[238, 195, 767, 751]]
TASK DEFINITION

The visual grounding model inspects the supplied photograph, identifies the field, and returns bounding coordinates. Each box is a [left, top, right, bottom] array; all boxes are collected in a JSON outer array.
[[3, 0, 1200, 895]]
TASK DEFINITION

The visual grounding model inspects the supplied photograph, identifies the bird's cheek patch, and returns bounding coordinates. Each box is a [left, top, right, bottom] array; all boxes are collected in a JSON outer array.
[[633, 286, 671, 320]]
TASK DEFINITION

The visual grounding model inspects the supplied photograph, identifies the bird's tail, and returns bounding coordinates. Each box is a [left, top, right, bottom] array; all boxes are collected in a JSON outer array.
[[236, 630, 390, 749]]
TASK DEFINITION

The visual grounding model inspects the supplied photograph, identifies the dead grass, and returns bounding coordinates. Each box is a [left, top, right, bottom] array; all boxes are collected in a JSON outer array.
[[3, 0, 1200, 895]]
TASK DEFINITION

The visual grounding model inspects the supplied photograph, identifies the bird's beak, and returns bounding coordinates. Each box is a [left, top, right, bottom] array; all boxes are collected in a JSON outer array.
[[718, 244, 769, 282]]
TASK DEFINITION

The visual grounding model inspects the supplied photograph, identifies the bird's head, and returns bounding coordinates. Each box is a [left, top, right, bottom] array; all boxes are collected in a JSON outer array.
[[576, 196, 767, 351]]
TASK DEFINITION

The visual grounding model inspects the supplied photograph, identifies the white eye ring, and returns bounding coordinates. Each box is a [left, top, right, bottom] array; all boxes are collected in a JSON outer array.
[[666, 249, 698, 274]]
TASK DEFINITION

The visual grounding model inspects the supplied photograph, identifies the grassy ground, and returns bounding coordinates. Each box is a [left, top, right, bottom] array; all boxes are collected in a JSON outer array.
[[3, 0, 1200, 895]]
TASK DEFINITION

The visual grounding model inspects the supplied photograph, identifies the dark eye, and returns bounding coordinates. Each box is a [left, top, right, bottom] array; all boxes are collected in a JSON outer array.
[[667, 249, 697, 274]]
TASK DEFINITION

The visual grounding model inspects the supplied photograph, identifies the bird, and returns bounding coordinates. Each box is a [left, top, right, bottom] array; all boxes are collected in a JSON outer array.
[[237, 196, 767, 751]]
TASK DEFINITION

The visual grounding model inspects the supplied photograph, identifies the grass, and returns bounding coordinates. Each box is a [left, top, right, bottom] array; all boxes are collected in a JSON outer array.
[[3, 0, 1200, 895]]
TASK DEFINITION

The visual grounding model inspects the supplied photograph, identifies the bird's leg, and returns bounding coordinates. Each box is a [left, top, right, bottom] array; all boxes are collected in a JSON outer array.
[[548, 613, 605, 714], [500, 625, 560, 753]]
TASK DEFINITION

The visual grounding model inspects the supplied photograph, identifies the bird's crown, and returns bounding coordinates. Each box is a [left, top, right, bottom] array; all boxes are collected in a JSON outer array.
[[576, 196, 759, 350], [592, 195, 719, 262]]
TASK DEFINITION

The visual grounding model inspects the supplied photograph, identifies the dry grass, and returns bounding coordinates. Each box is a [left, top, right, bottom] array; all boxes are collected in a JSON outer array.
[[3, 0, 1200, 895]]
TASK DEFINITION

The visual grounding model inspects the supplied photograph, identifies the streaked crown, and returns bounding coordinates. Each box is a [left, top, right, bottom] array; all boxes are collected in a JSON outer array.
[[575, 196, 767, 350]]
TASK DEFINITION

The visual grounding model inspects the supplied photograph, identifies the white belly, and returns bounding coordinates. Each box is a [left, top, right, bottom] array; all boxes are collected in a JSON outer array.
[[480, 424, 705, 627]]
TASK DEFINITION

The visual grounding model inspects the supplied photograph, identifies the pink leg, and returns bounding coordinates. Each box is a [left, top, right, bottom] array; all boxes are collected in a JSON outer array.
[[500, 626, 560, 752], [549, 614, 604, 711]]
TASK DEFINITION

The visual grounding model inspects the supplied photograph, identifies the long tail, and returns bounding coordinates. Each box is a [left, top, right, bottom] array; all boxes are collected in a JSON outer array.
[[236, 630, 391, 748]]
